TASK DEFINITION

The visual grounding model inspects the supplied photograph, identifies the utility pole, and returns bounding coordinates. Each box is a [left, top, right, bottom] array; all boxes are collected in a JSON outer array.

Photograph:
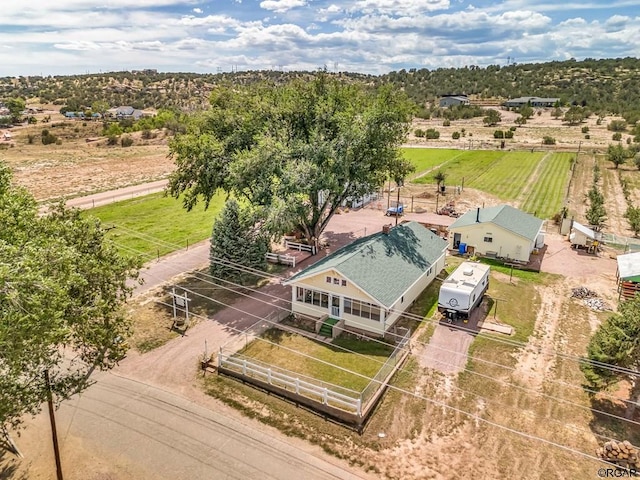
[[44, 370, 64, 480], [395, 180, 403, 226]]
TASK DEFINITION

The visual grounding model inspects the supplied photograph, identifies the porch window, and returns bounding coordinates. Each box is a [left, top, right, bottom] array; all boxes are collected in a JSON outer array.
[[320, 293, 329, 308], [296, 287, 304, 302], [484, 236, 493, 243], [342, 296, 382, 321], [344, 298, 352, 314]]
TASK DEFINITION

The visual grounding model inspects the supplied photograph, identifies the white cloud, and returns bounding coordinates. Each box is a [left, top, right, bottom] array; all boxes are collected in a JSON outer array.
[[352, 0, 449, 16], [259, 0, 306, 13], [193, 7, 203, 14]]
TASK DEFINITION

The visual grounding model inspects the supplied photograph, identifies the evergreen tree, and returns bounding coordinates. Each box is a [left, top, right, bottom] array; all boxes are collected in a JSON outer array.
[[209, 199, 269, 283], [581, 295, 640, 419]]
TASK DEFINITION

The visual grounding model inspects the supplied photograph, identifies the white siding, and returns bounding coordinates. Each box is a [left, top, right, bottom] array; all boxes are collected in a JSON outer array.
[[449, 224, 533, 262]]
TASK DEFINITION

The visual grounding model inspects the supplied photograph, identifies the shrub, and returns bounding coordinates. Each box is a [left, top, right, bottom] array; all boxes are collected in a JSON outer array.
[[107, 135, 119, 146], [55, 138, 62, 145], [493, 130, 504, 139], [585, 134, 590, 139], [121, 136, 134, 147], [613, 132, 622, 141], [41, 129, 58, 145], [414, 128, 425, 138], [582, 126, 589, 134], [504, 130, 514, 139], [542, 136, 556, 145], [27, 134, 35, 144], [452, 131, 460, 139], [141, 129, 155, 140], [596, 118, 602, 125], [608, 119, 627, 132], [425, 128, 440, 139], [442, 119, 451, 127], [509, 126, 516, 131]]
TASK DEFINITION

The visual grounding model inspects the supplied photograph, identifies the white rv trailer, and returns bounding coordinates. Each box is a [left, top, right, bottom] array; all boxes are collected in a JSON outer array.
[[438, 262, 490, 323]]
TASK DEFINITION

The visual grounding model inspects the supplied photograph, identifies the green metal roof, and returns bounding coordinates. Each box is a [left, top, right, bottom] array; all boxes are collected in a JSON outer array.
[[449, 205, 543, 241], [287, 221, 447, 308]]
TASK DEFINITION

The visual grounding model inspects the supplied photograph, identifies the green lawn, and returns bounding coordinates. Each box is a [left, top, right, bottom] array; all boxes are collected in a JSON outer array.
[[238, 329, 394, 392], [520, 152, 574, 218], [89, 191, 225, 258], [408, 148, 570, 218], [402, 148, 462, 179]]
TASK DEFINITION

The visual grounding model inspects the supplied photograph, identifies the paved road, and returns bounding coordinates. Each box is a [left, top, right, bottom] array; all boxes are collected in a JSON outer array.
[[65, 179, 169, 210], [20, 373, 368, 480]]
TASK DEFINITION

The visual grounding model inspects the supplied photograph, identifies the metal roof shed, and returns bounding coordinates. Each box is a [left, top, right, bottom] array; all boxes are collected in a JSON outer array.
[[617, 252, 640, 299]]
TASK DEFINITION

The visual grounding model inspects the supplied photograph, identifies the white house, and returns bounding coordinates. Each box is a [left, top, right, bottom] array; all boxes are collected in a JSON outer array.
[[448, 205, 544, 263], [284, 221, 448, 336]]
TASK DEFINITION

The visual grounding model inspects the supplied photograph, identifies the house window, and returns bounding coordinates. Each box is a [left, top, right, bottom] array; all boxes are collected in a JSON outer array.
[[343, 297, 381, 321], [297, 287, 328, 309], [344, 298, 352, 314], [401, 296, 404, 304], [333, 277, 340, 285], [484, 236, 493, 243], [326, 276, 332, 283], [341, 279, 347, 287]]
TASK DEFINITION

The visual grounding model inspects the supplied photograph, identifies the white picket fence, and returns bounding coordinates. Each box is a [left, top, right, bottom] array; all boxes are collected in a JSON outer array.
[[285, 240, 317, 255], [265, 252, 296, 267], [218, 352, 362, 416]]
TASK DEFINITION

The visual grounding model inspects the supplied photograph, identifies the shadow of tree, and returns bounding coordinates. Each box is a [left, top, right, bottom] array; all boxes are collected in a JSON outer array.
[[588, 393, 640, 446]]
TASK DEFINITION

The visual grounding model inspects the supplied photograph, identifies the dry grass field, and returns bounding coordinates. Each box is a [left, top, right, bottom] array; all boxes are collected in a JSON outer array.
[[1, 110, 174, 202]]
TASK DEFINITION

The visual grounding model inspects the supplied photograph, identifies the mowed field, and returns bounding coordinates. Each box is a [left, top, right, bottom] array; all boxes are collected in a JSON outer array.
[[407, 149, 574, 219]]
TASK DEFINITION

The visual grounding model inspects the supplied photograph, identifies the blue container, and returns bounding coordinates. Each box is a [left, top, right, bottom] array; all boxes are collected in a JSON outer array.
[[459, 243, 467, 254]]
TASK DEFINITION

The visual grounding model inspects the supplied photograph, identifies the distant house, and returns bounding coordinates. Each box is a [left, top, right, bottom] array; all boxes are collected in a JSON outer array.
[[110, 106, 144, 121], [448, 205, 544, 263], [284, 221, 448, 336], [504, 97, 559, 108], [617, 252, 640, 300], [439, 95, 470, 108]]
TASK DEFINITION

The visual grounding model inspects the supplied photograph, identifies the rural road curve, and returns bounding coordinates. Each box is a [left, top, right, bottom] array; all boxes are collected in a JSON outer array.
[[20, 372, 368, 480]]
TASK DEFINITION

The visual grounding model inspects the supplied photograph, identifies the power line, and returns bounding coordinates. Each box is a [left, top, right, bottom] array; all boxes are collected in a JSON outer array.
[[113, 249, 622, 469], [108, 225, 640, 407], [111, 238, 640, 431]]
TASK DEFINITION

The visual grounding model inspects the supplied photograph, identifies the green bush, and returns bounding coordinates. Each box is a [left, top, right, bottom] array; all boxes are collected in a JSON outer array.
[[414, 128, 425, 138], [585, 134, 590, 139], [27, 134, 35, 144], [425, 128, 440, 139], [443, 119, 451, 127], [504, 130, 514, 139], [107, 135, 119, 146], [581, 126, 589, 134], [452, 131, 460, 139], [41, 129, 58, 145], [543, 136, 556, 145], [493, 130, 504, 139], [121, 136, 134, 147], [608, 119, 627, 132], [613, 132, 622, 141]]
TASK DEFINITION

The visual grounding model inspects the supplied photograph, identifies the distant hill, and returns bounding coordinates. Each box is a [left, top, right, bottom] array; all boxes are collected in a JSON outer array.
[[1, 57, 638, 121]]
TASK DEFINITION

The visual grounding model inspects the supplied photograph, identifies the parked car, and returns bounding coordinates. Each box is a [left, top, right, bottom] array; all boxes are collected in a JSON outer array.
[[385, 204, 404, 216]]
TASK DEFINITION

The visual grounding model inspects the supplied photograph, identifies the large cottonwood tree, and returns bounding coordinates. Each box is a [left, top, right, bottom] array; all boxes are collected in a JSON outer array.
[[168, 75, 414, 250], [0, 163, 140, 435]]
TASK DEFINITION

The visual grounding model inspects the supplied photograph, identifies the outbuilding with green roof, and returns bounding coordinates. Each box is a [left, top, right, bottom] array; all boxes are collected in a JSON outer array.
[[284, 221, 448, 336], [448, 205, 544, 263]]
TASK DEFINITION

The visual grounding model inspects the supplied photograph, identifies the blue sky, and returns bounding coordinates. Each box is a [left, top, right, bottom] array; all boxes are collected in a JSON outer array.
[[0, 0, 638, 76]]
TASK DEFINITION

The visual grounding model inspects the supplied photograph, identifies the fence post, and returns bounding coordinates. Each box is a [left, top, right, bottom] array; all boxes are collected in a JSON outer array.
[[322, 388, 328, 405], [411, 196, 414, 213], [295, 378, 300, 395], [268, 368, 272, 384], [242, 359, 247, 375]]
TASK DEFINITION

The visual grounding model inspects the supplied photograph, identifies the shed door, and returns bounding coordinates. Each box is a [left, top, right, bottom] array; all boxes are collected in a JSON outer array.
[[453, 233, 461, 248]]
